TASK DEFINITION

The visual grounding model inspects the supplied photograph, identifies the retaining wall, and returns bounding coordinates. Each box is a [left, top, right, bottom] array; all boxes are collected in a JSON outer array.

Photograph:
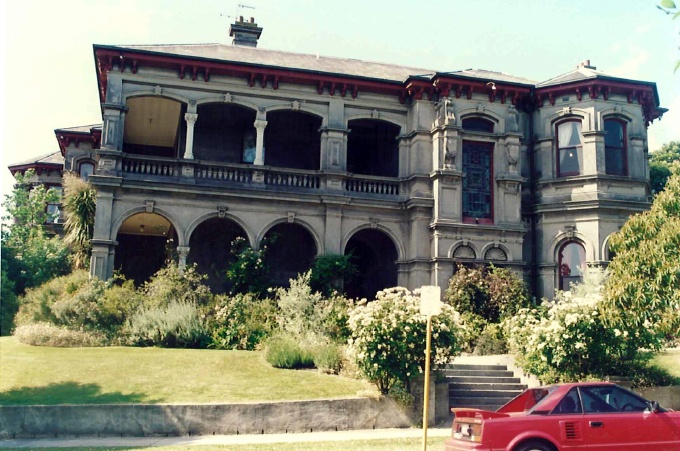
[[0, 397, 413, 439]]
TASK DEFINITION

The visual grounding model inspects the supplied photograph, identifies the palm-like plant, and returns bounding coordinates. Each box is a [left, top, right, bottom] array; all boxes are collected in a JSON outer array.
[[62, 172, 97, 269]]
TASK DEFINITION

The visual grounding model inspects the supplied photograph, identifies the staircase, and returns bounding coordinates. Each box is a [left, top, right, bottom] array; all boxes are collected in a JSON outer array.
[[443, 363, 527, 412]]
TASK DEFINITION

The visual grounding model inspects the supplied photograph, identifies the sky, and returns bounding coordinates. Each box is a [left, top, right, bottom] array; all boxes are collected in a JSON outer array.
[[1, 0, 679, 205]]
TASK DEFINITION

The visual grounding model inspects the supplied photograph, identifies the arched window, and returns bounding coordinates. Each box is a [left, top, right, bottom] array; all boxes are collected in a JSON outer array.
[[604, 119, 627, 176], [79, 162, 95, 181], [556, 120, 583, 176], [559, 241, 586, 291], [462, 117, 494, 133]]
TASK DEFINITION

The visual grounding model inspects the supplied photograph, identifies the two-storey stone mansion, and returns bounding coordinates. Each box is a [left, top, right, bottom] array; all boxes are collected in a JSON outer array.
[[19, 18, 666, 300]]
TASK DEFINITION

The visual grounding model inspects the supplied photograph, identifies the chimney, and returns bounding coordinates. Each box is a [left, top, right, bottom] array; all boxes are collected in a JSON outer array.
[[577, 60, 596, 70], [229, 16, 263, 47]]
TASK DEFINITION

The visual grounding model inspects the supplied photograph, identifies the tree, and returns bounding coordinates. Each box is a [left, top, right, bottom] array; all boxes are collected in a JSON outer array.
[[603, 167, 680, 353], [658, 0, 680, 71], [649, 141, 680, 194], [1, 170, 71, 334], [62, 172, 96, 269]]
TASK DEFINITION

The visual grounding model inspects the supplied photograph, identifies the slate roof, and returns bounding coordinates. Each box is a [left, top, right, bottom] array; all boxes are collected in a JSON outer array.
[[8, 151, 64, 169], [107, 43, 537, 85], [54, 124, 102, 134], [536, 65, 655, 88]]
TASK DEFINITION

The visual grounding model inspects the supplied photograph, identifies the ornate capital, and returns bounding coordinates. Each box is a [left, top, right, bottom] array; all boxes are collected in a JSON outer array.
[[254, 119, 268, 131], [184, 113, 198, 125]]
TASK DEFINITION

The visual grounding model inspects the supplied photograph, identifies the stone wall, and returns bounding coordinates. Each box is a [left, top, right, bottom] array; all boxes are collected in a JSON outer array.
[[636, 386, 680, 411], [0, 397, 413, 439]]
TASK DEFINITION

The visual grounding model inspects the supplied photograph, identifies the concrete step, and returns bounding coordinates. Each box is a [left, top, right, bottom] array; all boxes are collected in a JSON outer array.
[[445, 376, 522, 384], [443, 369, 515, 377], [450, 395, 517, 405], [449, 382, 526, 391], [449, 389, 523, 398], [444, 364, 509, 371]]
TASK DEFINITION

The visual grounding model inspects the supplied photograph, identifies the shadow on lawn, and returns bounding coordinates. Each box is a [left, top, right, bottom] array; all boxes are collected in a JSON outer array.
[[0, 382, 157, 405]]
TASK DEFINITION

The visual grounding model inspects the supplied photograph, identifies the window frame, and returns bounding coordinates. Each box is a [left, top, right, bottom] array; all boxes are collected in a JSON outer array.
[[558, 240, 586, 291], [604, 118, 628, 176], [556, 119, 584, 177], [78, 161, 96, 181], [461, 117, 495, 133], [461, 140, 494, 225]]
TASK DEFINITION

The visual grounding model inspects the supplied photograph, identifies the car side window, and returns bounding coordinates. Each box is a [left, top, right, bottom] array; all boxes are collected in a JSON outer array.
[[580, 386, 647, 413], [551, 388, 582, 414]]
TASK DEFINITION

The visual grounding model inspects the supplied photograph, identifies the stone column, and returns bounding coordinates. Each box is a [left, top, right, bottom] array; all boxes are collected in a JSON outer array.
[[254, 119, 267, 166], [177, 246, 190, 271], [183, 113, 198, 159]]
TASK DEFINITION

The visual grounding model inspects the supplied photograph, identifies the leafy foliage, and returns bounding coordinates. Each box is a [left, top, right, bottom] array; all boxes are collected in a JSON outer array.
[[62, 172, 96, 269], [226, 236, 270, 297], [445, 264, 530, 323], [141, 263, 212, 308], [504, 268, 626, 383], [207, 293, 278, 350], [604, 168, 680, 351], [309, 254, 357, 296], [123, 300, 209, 348], [14, 322, 106, 347], [649, 141, 680, 194], [348, 287, 463, 394], [264, 332, 315, 369]]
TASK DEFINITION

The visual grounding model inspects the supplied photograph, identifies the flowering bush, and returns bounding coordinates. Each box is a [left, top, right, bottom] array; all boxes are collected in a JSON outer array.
[[207, 293, 277, 350], [503, 268, 624, 382], [348, 287, 464, 394]]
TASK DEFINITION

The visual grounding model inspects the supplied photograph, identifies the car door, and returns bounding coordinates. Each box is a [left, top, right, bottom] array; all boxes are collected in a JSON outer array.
[[580, 385, 680, 450]]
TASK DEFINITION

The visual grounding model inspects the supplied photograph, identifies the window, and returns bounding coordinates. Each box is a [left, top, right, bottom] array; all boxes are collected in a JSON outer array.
[[580, 386, 649, 413], [559, 241, 585, 290], [556, 120, 583, 176], [462, 141, 493, 224], [462, 117, 494, 133], [79, 162, 95, 181], [46, 187, 62, 224], [604, 119, 627, 176]]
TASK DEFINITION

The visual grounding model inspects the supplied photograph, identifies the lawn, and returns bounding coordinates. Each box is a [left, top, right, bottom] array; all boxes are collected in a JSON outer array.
[[0, 337, 377, 405], [651, 347, 680, 379]]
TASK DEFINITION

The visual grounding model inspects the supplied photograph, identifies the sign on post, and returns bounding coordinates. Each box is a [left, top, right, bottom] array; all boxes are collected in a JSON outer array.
[[420, 285, 443, 317]]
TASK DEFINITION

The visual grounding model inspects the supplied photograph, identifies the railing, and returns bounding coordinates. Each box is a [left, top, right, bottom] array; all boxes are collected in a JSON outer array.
[[120, 154, 401, 198], [122, 156, 179, 177], [345, 177, 400, 195]]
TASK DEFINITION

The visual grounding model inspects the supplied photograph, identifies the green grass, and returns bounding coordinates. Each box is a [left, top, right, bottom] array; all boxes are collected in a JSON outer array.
[[651, 348, 680, 379], [0, 337, 377, 405], [0, 437, 446, 451]]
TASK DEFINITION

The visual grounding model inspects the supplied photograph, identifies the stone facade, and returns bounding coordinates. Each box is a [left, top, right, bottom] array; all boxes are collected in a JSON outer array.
[[28, 22, 665, 299]]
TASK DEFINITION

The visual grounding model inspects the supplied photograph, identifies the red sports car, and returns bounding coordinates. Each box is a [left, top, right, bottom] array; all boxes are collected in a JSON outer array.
[[445, 382, 680, 451]]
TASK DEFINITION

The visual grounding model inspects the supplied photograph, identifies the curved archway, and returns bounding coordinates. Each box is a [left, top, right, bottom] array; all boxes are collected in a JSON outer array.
[[264, 111, 322, 170], [123, 96, 186, 158], [114, 212, 178, 286], [347, 119, 400, 177], [194, 103, 257, 163], [187, 217, 248, 294], [344, 229, 398, 300], [263, 223, 317, 287]]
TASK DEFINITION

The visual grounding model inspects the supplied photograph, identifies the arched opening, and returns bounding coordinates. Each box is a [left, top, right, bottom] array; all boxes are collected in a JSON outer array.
[[344, 229, 398, 300], [264, 111, 322, 170], [124, 96, 186, 158], [194, 103, 257, 163], [559, 240, 586, 291], [188, 218, 248, 294], [263, 223, 317, 287], [114, 212, 177, 286], [347, 119, 400, 177], [462, 117, 495, 133]]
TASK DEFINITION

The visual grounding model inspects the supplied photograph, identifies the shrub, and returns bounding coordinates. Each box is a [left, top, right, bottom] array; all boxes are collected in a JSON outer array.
[[141, 263, 212, 309], [264, 332, 315, 369], [474, 323, 508, 355], [456, 312, 487, 353], [226, 236, 270, 297], [311, 342, 343, 374], [309, 254, 357, 296], [275, 271, 322, 338], [445, 264, 530, 323], [207, 293, 278, 350], [312, 293, 354, 343], [15, 270, 90, 328], [503, 268, 624, 382], [124, 300, 208, 348], [14, 322, 106, 347], [348, 287, 464, 394]]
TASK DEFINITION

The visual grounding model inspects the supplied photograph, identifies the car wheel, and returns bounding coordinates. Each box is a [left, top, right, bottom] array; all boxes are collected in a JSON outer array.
[[514, 440, 556, 451]]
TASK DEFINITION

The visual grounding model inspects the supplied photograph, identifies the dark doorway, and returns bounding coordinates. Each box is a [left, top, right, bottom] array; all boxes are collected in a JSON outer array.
[[188, 218, 248, 294], [344, 229, 398, 300], [264, 111, 322, 170], [194, 103, 257, 163], [263, 223, 317, 287]]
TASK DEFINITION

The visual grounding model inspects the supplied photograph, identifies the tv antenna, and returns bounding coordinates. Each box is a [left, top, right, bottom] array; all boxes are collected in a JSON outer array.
[[220, 3, 256, 21]]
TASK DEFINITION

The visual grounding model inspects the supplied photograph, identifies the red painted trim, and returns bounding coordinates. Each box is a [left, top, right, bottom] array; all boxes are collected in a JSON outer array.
[[54, 129, 101, 156]]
